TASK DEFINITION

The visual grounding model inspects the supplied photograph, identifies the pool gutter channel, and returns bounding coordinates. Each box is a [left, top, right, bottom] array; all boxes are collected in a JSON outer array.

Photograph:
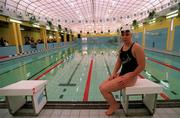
[[1, 100, 180, 109]]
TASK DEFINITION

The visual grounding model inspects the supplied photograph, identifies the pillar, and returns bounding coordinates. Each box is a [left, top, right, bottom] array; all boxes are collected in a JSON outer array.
[[142, 27, 146, 48], [168, 18, 176, 51], [9, 22, 23, 54], [55, 31, 60, 42], [69, 33, 72, 42], [40, 27, 47, 49], [64, 32, 67, 42], [16, 23, 23, 52]]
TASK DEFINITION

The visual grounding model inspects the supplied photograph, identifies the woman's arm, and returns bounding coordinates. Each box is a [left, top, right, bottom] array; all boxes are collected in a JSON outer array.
[[108, 56, 122, 80], [112, 56, 121, 75]]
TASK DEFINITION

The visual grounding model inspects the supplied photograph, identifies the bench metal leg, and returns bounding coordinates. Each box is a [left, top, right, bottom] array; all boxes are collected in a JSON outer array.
[[31, 87, 47, 115], [143, 94, 157, 115], [121, 91, 158, 116], [6, 96, 26, 115], [44, 86, 48, 100], [120, 90, 129, 116]]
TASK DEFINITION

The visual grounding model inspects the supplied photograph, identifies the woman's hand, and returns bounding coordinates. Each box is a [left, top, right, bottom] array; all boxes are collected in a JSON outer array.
[[108, 73, 118, 81]]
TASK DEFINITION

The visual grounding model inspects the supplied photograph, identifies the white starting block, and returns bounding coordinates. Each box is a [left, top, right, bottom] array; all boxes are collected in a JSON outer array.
[[120, 78, 162, 116], [0, 80, 48, 115]]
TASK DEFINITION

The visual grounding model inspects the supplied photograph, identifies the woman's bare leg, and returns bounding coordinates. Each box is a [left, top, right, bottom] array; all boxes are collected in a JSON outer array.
[[99, 74, 119, 105], [99, 77, 137, 115]]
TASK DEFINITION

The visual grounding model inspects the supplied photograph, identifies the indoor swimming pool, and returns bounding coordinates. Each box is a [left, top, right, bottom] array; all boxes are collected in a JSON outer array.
[[0, 40, 179, 102]]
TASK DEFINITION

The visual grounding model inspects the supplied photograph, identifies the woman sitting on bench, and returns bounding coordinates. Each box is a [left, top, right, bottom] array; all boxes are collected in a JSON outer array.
[[99, 25, 145, 116]]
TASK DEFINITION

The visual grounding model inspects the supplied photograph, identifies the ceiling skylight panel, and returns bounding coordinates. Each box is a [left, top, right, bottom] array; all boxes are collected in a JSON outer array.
[[7, 0, 17, 7], [21, 0, 31, 4], [130, 5, 140, 12], [82, 2, 89, 11], [33, 2, 41, 6], [151, 0, 160, 6], [26, 8, 33, 13], [69, 1, 76, 8], [18, 5, 26, 11], [33, 11, 39, 16], [30, 3, 39, 10], [84, 5, 91, 18], [136, 7, 147, 14], [46, 7, 55, 12], [56, 0, 61, 6], [130, 0, 136, 3], [122, 0, 131, 5], [12, 0, 19, 3], [99, 8, 104, 19], [143, 1, 154, 7], [76, 0, 83, 5], [37, 5, 47, 12], [0, 0, 5, 3], [45, 3, 53, 8], [62, 1, 70, 8], [37, 1, 46, 7], [86, 0, 91, 6], [18, 1, 29, 7], [28, 5, 35, 11], [36, 7, 43, 12], [28, 0, 39, 2], [5, 5, 15, 12], [155, 2, 163, 8], [139, 2, 149, 10], [78, 4, 85, 10], [126, 0, 134, 5]]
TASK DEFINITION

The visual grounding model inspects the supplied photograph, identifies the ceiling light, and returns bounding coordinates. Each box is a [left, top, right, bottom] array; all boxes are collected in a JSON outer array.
[[46, 26, 50, 30], [166, 10, 178, 16], [20, 28, 25, 30], [112, 1, 116, 6], [79, 16, 83, 19], [10, 19, 22, 24], [32, 24, 40, 28], [70, 3, 74, 7], [57, 2, 61, 5], [139, 23, 143, 27], [76, 11, 79, 14], [170, 18, 174, 31], [54, 28, 58, 31], [166, 13, 178, 19], [32, 23, 40, 28], [149, 20, 156, 24], [108, 10, 112, 14]]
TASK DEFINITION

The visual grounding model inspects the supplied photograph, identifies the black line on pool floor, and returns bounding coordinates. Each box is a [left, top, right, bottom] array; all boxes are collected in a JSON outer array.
[[104, 58, 111, 75], [28, 50, 76, 80], [59, 57, 83, 86], [59, 95, 64, 99], [144, 70, 177, 96], [171, 91, 177, 95], [63, 88, 67, 92], [28, 59, 63, 80]]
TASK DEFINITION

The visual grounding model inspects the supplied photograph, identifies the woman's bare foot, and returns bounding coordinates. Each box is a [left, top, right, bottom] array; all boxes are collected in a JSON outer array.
[[105, 103, 120, 116]]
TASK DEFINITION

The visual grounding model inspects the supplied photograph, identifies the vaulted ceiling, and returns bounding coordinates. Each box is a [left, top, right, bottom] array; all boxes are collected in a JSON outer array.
[[0, 0, 178, 33]]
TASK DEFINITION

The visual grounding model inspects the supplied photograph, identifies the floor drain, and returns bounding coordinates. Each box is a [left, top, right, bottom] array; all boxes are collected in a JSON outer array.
[[63, 88, 67, 92], [59, 95, 64, 99]]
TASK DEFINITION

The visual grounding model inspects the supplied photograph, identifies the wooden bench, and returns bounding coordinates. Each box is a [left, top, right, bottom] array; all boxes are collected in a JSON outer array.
[[120, 78, 162, 116], [0, 80, 48, 115]]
